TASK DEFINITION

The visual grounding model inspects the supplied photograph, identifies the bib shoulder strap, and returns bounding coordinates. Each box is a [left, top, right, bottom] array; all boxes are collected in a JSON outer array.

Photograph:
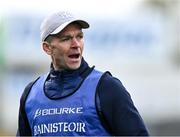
[[17, 76, 40, 136], [95, 71, 113, 134]]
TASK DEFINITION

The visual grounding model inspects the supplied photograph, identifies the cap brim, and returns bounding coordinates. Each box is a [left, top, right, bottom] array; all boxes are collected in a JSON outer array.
[[50, 19, 89, 35]]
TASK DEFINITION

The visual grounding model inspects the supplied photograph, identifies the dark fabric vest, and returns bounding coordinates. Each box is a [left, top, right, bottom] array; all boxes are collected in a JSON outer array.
[[25, 69, 110, 136]]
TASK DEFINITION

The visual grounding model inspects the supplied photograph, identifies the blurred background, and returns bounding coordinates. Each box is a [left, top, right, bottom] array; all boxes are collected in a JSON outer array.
[[0, 0, 180, 135]]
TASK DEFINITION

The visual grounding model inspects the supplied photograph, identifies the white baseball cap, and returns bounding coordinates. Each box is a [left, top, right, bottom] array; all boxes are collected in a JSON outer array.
[[40, 11, 89, 41]]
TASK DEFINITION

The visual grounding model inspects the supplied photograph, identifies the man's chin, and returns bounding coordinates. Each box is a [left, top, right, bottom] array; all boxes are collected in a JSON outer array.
[[68, 62, 81, 70], [66, 56, 82, 70]]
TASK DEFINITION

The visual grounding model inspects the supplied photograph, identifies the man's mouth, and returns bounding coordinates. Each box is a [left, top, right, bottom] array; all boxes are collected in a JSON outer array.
[[68, 53, 80, 59]]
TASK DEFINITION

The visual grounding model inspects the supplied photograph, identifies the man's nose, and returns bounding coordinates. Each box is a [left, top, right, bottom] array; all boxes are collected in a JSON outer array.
[[71, 37, 80, 48]]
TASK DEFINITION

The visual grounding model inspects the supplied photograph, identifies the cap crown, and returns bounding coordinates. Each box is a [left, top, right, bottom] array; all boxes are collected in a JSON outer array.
[[40, 11, 75, 41]]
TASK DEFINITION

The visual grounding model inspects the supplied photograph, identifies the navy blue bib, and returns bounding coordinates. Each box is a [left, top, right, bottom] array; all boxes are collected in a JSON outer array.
[[25, 69, 110, 136]]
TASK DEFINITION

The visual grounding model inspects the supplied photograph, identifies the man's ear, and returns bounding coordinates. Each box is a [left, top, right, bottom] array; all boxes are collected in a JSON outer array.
[[42, 42, 52, 55]]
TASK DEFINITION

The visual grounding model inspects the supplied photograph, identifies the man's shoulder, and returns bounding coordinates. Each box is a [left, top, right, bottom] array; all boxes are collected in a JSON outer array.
[[97, 71, 130, 100], [20, 76, 41, 100], [99, 71, 123, 87], [24, 76, 41, 90]]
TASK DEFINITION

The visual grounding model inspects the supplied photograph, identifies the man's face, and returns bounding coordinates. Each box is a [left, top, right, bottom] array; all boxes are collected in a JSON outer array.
[[44, 23, 84, 71]]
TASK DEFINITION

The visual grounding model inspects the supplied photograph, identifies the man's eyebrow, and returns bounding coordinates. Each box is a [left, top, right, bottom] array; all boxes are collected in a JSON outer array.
[[58, 35, 71, 38]]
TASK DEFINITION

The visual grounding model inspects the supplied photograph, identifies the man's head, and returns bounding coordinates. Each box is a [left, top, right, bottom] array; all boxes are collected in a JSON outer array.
[[40, 11, 89, 71]]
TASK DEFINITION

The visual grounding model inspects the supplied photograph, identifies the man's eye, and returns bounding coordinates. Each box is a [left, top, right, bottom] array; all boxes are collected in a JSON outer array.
[[77, 35, 83, 39], [60, 37, 70, 42]]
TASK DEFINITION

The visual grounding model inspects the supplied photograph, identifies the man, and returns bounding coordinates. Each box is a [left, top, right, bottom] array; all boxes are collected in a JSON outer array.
[[17, 11, 149, 136]]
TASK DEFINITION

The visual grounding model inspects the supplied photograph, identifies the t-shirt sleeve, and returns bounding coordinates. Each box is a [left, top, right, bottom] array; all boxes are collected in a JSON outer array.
[[97, 72, 149, 136]]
